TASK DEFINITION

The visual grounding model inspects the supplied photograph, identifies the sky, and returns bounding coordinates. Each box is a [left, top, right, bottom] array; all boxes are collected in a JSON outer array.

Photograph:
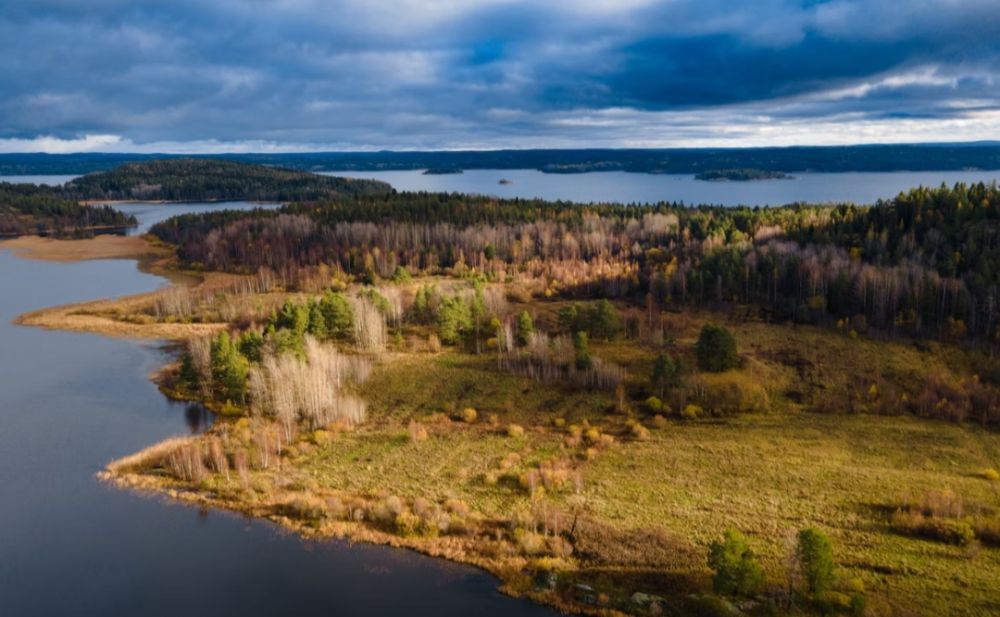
[[1, 0, 999, 153]]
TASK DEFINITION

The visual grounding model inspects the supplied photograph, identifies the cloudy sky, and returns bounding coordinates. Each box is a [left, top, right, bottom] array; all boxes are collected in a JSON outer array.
[[2, 0, 999, 152]]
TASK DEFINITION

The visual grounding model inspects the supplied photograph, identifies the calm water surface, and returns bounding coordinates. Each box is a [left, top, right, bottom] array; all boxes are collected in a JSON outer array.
[[325, 168, 1000, 206], [7, 170, 1000, 207], [0, 203, 558, 617]]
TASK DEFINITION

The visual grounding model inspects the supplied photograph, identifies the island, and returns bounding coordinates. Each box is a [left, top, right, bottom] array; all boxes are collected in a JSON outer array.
[[11, 160, 1000, 617], [695, 168, 793, 181], [422, 167, 464, 175]]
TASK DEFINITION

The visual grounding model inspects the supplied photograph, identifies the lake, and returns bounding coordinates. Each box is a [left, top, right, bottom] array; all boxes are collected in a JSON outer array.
[[323, 168, 1000, 206], [7, 169, 1000, 207], [0, 203, 558, 617]]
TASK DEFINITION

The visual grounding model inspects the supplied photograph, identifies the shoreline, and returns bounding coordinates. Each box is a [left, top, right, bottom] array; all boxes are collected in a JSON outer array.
[[4, 241, 612, 616], [11, 233, 1000, 617]]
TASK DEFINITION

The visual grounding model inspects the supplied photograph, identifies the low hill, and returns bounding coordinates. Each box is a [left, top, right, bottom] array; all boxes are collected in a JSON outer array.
[[65, 158, 392, 202]]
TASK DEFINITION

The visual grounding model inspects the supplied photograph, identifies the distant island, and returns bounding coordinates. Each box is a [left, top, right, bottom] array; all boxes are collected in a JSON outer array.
[[422, 167, 463, 175], [695, 168, 793, 181]]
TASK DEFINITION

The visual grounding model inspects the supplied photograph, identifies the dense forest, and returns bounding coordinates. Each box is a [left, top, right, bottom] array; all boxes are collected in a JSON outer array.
[[695, 169, 792, 181], [64, 159, 391, 202], [3, 143, 1000, 174], [150, 182, 1000, 344], [0, 182, 135, 236]]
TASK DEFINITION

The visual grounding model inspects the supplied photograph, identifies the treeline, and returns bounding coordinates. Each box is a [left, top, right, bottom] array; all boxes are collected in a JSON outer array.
[[149, 182, 1000, 343], [6, 144, 1000, 174], [0, 182, 135, 236], [64, 158, 391, 202]]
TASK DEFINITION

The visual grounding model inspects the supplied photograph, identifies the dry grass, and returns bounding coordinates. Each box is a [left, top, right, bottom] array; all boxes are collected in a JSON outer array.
[[0, 234, 165, 262]]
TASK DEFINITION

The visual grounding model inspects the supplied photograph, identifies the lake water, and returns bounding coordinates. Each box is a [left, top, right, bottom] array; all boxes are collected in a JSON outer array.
[[0, 203, 558, 617], [7, 169, 1000, 207], [324, 168, 1000, 206], [113, 201, 280, 235]]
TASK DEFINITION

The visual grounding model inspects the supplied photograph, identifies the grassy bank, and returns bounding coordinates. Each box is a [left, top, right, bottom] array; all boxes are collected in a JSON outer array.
[[96, 298, 1000, 616]]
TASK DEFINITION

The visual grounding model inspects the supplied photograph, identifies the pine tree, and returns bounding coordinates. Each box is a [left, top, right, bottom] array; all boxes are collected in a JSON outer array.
[[210, 332, 249, 404], [696, 324, 739, 372], [319, 290, 353, 339], [516, 310, 534, 346]]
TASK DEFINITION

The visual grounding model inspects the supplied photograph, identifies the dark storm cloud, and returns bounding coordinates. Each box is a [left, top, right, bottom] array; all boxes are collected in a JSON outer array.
[[0, 0, 998, 150]]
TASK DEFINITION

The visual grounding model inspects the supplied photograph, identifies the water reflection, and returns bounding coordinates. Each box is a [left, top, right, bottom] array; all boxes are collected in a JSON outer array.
[[183, 404, 213, 434]]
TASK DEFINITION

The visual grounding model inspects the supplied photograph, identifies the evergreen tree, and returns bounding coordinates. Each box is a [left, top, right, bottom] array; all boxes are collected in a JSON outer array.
[[307, 301, 327, 339], [696, 324, 739, 372], [650, 352, 678, 397], [707, 530, 765, 596], [210, 332, 249, 404], [437, 295, 472, 345], [178, 352, 199, 393], [796, 528, 836, 599], [237, 330, 264, 363], [516, 310, 534, 346], [319, 290, 353, 338]]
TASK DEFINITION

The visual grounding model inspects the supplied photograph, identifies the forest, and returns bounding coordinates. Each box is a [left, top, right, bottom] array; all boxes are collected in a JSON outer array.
[[63, 158, 392, 202], [149, 181, 1000, 345], [0, 182, 135, 236]]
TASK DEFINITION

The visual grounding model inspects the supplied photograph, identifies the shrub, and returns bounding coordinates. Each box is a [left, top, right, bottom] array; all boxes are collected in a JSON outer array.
[[460, 407, 478, 423], [573, 331, 592, 370], [696, 324, 739, 372], [980, 468, 1000, 482], [280, 495, 328, 523], [408, 420, 428, 443], [707, 529, 765, 596], [891, 509, 976, 546], [395, 511, 422, 536], [626, 419, 651, 441], [681, 404, 703, 420], [644, 396, 664, 413], [507, 423, 525, 438]]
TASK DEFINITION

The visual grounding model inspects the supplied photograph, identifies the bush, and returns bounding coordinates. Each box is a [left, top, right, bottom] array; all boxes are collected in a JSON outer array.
[[460, 407, 478, 423], [280, 495, 328, 523], [408, 420, 428, 443], [680, 404, 703, 420], [891, 509, 976, 546], [707, 530, 765, 596], [506, 423, 525, 438], [644, 396, 664, 413], [696, 324, 740, 372]]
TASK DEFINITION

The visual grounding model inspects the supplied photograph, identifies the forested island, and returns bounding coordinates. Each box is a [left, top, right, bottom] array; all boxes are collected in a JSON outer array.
[[695, 169, 792, 181], [65, 158, 391, 202], [13, 161, 1000, 617]]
